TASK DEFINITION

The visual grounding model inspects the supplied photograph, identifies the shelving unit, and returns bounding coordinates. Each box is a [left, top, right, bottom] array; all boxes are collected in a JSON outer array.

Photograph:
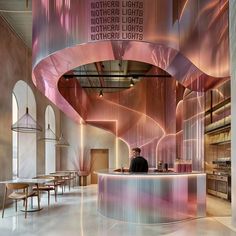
[[210, 140, 231, 145], [205, 124, 230, 135], [204, 80, 231, 201], [205, 97, 231, 116]]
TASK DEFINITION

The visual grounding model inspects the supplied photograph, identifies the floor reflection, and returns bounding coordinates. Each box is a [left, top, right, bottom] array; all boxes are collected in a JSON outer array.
[[0, 185, 234, 236]]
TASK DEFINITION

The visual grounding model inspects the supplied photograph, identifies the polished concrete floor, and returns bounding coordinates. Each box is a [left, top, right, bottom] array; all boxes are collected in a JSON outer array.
[[0, 185, 235, 236], [207, 194, 231, 217]]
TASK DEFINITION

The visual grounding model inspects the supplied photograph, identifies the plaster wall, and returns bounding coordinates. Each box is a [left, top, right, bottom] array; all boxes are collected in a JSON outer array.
[[60, 113, 129, 181], [0, 16, 61, 205]]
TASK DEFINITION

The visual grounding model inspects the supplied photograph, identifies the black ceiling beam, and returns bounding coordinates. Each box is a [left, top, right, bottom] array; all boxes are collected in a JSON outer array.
[[81, 86, 131, 89], [64, 74, 171, 78]]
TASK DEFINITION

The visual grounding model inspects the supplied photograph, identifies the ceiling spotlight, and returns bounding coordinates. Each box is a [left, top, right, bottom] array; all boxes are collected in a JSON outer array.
[[130, 79, 134, 87], [132, 75, 139, 79], [99, 90, 103, 97]]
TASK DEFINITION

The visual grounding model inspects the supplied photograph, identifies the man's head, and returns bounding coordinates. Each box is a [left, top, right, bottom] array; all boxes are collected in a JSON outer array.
[[132, 147, 141, 157]]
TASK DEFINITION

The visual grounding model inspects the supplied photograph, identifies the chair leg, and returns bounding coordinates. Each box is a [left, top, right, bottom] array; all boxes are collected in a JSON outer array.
[[25, 197, 27, 219], [30, 196, 34, 209], [25, 188, 28, 219], [37, 187, 40, 210], [15, 200, 17, 212], [54, 187, 57, 202], [48, 191, 50, 206], [2, 186, 7, 218], [23, 189, 25, 207]]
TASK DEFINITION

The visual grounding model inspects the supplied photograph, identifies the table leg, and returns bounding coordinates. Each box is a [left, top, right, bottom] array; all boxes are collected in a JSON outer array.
[[36, 183, 40, 209]]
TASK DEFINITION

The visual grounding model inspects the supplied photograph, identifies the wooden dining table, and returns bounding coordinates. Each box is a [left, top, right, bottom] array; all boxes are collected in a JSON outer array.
[[49, 173, 70, 177], [49, 172, 73, 193], [0, 178, 53, 212], [52, 171, 79, 186]]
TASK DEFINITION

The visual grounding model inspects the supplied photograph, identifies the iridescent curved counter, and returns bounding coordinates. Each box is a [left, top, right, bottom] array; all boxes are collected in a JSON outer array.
[[97, 169, 206, 224]]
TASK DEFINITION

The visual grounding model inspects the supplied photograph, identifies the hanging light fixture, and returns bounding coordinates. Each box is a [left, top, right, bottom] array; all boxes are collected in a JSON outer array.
[[99, 90, 103, 97], [38, 123, 58, 142], [39, 105, 59, 142], [56, 133, 70, 147], [11, 48, 42, 133], [130, 78, 134, 87], [11, 107, 42, 133]]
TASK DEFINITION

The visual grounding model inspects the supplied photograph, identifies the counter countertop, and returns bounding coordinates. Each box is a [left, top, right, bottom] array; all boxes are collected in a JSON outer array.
[[96, 169, 205, 176]]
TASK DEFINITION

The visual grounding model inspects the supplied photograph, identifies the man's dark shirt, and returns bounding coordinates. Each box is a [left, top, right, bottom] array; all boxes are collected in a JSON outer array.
[[129, 156, 148, 172]]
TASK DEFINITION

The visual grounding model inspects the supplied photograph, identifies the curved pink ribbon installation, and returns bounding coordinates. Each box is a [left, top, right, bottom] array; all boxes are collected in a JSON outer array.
[[32, 0, 229, 168]]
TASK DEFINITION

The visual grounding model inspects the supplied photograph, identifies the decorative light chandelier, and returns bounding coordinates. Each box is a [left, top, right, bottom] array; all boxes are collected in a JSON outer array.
[[39, 123, 58, 142], [56, 133, 70, 147], [11, 48, 42, 133], [11, 107, 42, 133]]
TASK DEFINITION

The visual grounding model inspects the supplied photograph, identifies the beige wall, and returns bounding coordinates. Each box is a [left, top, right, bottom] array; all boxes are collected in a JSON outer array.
[[0, 16, 61, 204], [60, 112, 129, 181]]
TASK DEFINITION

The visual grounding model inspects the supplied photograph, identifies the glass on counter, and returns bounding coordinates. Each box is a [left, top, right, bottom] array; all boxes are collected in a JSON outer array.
[[174, 159, 192, 173]]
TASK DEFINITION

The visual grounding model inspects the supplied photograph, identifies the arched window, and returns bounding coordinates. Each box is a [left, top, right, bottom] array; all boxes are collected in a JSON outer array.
[[12, 80, 37, 178], [12, 93, 18, 179], [45, 105, 56, 174]]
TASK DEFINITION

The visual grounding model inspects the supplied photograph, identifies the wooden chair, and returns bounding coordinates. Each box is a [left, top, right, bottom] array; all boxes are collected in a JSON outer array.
[[2, 183, 38, 218], [62, 173, 74, 191], [33, 176, 57, 206], [71, 172, 77, 187], [49, 173, 66, 194]]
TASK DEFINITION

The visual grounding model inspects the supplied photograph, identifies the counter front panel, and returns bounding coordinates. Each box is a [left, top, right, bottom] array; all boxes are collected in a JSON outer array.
[[97, 170, 206, 224]]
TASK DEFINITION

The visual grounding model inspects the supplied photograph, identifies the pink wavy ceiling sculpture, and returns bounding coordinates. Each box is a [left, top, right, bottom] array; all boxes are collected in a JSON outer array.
[[32, 0, 229, 169]]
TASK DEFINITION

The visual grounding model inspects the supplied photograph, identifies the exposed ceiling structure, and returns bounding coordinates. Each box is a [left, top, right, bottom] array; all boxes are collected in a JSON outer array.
[[63, 60, 170, 93], [0, 0, 32, 48]]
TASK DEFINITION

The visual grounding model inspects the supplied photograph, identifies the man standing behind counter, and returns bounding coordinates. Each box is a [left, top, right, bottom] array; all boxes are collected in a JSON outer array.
[[129, 147, 148, 172]]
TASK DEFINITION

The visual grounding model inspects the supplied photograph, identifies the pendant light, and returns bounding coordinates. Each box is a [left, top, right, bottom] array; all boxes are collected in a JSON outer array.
[[11, 48, 42, 133], [130, 78, 134, 87], [56, 133, 70, 147], [38, 123, 58, 142], [11, 107, 42, 133], [99, 90, 103, 97], [38, 105, 59, 142]]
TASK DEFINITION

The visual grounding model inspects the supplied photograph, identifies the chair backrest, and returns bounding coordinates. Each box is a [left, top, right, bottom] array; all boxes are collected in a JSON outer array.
[[34, 175, 56, 186], [6, 183, 29, 190], [34, 175, 54, 180]]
